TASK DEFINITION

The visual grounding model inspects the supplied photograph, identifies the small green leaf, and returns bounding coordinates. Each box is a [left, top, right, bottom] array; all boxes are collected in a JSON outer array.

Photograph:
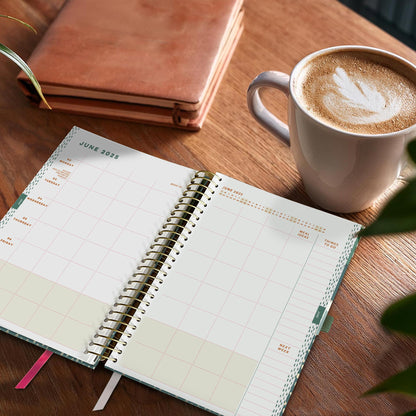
[[381, 292, 416, 336], [0, 14, 37, 33], [408, 140, 416, 165], [358, 178, 416, 236], [0, 43, 51, 109], [363, 363, 416, 397], [401, 411, 416, 416]]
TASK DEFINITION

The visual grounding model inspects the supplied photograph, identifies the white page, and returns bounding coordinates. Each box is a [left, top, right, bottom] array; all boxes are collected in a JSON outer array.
[[107, 174, 360, 415], [0, 127, 194, 367]]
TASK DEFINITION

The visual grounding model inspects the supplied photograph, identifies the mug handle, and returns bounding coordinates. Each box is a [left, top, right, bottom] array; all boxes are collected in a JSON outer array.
[[247, 71, 290, 145]]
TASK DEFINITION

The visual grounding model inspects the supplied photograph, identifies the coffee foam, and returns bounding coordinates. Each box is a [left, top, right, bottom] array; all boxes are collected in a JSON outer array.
[[296, 51, 416, 134]]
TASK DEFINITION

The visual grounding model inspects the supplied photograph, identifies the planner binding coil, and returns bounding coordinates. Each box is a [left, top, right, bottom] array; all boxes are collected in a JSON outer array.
[[86, 171, 222, 363]]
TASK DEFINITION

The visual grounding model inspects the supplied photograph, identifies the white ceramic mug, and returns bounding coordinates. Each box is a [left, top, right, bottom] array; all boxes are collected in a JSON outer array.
[[247, 45, 416, 213]]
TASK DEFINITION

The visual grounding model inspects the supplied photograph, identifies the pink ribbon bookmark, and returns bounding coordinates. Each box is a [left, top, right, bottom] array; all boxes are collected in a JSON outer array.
[[93, 372, 122, 411], [15, 350, 53, 389]]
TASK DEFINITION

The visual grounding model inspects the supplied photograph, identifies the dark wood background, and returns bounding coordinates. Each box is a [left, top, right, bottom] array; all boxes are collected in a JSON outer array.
[[0, 0, 415, 415]]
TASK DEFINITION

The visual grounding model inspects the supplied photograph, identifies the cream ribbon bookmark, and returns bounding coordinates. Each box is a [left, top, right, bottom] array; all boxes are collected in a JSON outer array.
[[93, 372, 122, 411]]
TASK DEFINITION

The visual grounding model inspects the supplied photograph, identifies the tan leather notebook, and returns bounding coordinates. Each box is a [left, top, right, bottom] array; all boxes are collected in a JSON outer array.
[[18, 0, 244, 130]]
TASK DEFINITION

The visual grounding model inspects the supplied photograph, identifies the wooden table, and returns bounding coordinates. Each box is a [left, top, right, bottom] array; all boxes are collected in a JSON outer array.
[[1, 0, 415, 415]]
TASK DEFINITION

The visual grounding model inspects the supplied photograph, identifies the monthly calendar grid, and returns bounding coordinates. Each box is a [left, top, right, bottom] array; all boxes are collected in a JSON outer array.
[[0, 138, 191, 361], [41, 145, 187, 354]]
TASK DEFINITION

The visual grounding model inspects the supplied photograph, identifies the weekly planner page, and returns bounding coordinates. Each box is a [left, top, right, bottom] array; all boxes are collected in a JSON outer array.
[[108, 174, 360, 415], [0, 127, 194, 366]]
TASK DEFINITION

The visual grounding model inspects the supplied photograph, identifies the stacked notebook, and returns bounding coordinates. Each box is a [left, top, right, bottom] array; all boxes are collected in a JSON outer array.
[[0, 127, 360, 415], [17, 0, 244, 130]]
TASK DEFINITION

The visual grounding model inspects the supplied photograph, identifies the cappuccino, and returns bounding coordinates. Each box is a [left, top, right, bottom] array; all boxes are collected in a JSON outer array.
[[296, 51, 416, 134]]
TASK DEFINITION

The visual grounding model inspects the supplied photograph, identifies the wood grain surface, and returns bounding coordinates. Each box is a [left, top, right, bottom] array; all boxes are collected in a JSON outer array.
[[0, 0, 415, 415]]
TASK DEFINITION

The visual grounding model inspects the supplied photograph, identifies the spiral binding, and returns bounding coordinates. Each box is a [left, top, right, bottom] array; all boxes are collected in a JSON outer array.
[[86, 170, 222, 363]]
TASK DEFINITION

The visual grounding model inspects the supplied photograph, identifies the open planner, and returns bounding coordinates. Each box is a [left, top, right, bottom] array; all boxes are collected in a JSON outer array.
[[0, 127, 360, 415]]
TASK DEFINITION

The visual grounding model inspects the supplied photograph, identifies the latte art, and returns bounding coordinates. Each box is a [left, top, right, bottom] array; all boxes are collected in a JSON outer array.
[[297, 51, 416, 134], [324, 67, 401, 124]]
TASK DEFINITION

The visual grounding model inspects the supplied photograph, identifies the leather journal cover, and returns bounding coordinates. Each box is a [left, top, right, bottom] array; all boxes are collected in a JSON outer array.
[[17, 0, 244, 130]]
